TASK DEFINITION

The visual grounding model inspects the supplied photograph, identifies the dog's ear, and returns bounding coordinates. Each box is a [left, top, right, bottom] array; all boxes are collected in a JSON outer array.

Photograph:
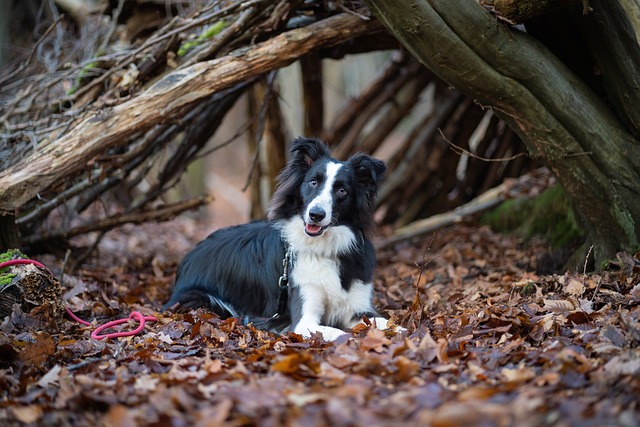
[[347, 153, 386, 233], [348, 153, 386, 188], [290, 137, 331, 168], [268, 138, 331, 220]]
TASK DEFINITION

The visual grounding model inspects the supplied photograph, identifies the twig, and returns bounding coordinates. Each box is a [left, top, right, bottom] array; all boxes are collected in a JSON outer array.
[[21, 196, 211, 245], [0, 15, 65, 87], [583, 244, 594, 276], [378, 181, 508, 248], [439, 128, 529, 162]]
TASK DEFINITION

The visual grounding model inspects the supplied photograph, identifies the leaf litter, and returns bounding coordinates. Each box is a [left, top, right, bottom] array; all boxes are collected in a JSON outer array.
[[0, 219, 639, 426]]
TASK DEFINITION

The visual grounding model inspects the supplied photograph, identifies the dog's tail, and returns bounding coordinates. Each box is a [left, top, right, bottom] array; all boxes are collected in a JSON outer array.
[[163, 288, 239, 318]]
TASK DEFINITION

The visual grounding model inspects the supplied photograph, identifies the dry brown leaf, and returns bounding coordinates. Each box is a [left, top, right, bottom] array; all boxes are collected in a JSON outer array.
[[103, 405, 137, 427], [501, 366, 536, 384], [565, 278, 585, 296], [360, 328, 391, 352], [543, 299, 575, 312], [19, 332, 55, 366], [12, 405, 43, 424]]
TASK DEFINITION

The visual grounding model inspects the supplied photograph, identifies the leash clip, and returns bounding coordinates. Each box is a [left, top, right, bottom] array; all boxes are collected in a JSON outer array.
[[278, 250, 291, 288], [272, 250, 292, 319]]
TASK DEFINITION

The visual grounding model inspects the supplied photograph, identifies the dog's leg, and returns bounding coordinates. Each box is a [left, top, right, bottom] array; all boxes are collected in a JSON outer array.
[[291, 287, 348, 341]]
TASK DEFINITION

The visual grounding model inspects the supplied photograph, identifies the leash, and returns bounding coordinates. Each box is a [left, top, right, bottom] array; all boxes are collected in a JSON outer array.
[[240, 246, 292, 331], [273, 249, 292, 320], [0, 258, 157, 340]]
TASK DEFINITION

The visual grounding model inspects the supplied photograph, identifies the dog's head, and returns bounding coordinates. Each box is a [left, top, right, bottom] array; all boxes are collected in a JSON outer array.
[[268, 138, 386, 236]]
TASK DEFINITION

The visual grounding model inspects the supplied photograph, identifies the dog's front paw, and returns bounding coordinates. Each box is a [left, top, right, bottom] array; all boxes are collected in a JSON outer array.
[[370, 317, 407, 334], [295, 324, 348, 341]]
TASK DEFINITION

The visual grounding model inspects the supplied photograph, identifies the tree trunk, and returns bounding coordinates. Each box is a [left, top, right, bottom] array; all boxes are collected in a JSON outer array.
[[493, 0, 580, 22], [364, 0, 640, 266], [0, 212, 19, 251]]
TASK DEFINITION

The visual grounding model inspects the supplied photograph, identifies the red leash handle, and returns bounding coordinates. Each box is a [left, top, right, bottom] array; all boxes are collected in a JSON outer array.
[[0, 258, 157, 339], [91, 311, 157, 340], [0, 258, 48, 270]]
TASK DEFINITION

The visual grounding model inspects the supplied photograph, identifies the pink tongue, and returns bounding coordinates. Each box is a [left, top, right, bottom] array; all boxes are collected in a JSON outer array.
[[305, 224, 322, 234]]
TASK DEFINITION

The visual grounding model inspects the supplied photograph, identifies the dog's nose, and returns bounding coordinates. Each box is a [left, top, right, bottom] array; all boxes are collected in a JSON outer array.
[[308, 207, 326, 223]]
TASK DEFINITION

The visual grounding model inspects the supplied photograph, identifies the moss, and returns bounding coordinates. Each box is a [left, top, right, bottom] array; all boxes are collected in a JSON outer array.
[[480, 183, 584, 249], [0, 249, 26, 288], [66, 60, 100, 96], [178, 20, 228, 57]]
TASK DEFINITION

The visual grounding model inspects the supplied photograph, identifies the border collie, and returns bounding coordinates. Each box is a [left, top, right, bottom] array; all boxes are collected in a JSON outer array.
[[164, 137, 393, 340]]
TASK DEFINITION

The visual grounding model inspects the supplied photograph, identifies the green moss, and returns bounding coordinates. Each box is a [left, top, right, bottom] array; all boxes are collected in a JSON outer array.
[[0, 249, 26, 288], [178, 20, 228, 57], [480, 184, 584, 249], [66, 60, 100, 96]]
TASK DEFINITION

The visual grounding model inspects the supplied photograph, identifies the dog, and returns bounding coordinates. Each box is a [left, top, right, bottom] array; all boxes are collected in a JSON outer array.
[[164, 137, 394, 341]]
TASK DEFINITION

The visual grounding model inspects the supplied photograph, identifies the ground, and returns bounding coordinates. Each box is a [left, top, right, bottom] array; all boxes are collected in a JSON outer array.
[[1, 218, 639, 426]]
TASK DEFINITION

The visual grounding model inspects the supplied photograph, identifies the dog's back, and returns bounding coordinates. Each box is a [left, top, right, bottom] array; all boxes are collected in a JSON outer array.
[[164, 221, 286, 318]]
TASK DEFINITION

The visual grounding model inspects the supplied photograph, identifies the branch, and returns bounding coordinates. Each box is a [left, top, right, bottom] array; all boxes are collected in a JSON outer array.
[[21, 196, 211, 246], [0, 13, 383, 213], [377, 182, 507, 249]]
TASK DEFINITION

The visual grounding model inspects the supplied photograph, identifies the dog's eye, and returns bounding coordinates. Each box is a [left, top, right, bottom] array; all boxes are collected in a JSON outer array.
[[309, 179, 318, 187], [337, 187, 348, 196]]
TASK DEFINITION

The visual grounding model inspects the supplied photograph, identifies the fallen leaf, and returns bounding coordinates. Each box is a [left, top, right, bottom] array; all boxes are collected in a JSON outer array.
[[501, 366, 536, 384], [37, 364, 62, 388], [103, 405, 137, 427], [565, 278, 585, 296], [134, 374, 159, 393], [360, 328, 391, 352], [543, 299, 575, 313], [19, 332, 55, 366], [12, 405, 43, 424]]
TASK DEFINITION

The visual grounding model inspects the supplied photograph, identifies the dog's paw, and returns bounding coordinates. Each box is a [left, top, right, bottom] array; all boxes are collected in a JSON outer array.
[[370, 317, 407, 334], [295, 324, 348, 341]]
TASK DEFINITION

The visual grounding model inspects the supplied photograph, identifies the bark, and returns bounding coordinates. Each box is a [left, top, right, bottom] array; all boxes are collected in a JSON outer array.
[[0, 13, 382, 214], [364, 0, 640, 265], [0, 213, 19, 251], [493, 0, 580, 22], [300, 54, 324, 137]]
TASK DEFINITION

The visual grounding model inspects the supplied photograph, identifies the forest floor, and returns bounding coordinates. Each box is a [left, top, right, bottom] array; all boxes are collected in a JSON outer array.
[[1, 217, 639, 427]]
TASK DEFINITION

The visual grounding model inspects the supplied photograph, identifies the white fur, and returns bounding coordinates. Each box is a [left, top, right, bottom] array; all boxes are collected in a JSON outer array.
[[279, 216, 355, 258], [304, 162, 343, 228], [279, 217, 388, 340]]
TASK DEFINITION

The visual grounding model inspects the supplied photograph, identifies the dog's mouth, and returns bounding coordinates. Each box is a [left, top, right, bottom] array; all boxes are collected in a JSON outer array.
[[304, 223, 326, 237]]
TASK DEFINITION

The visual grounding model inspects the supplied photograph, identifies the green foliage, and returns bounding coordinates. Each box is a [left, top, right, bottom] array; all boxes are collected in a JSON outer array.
[[178, 20, 228, 57], [0, 249, 26, 288], [481, 184, 583, 249]]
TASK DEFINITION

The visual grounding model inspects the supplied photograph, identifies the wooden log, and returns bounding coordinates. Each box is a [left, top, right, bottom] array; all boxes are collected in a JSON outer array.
[[0, 13, 383, 213]]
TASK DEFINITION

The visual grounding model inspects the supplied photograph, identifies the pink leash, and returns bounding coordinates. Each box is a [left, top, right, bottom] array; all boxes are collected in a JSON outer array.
[[0, 258, 157, 340]]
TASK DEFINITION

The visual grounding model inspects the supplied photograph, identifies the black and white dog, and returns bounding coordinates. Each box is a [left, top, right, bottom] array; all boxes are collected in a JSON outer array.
[[164, 137, 393, 340]]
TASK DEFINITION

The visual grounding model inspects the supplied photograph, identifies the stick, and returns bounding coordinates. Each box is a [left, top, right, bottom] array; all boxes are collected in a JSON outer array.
[[21, 196, 211, 245], [377, 182, 507, 248]]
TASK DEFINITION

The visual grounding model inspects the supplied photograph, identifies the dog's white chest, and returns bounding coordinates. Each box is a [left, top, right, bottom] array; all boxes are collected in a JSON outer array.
[[291, 253, 343, 300]]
